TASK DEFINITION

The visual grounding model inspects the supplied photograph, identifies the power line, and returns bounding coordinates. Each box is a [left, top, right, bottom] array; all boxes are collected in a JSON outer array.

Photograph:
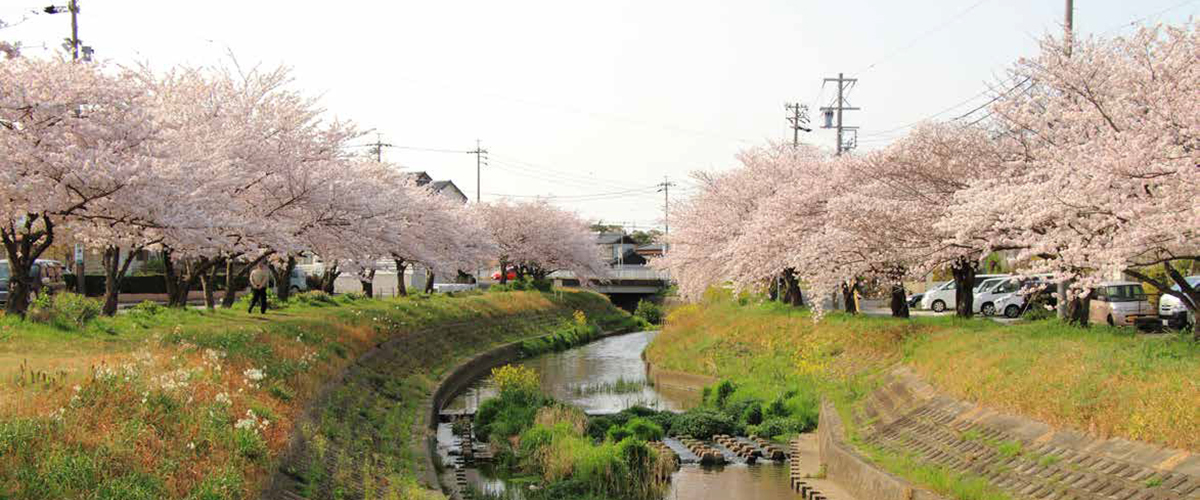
[[820, 73, 860, 155], [858, 0, 994, 74], [858, 74, 1022, 139], [1103, 0, 1197, 34]]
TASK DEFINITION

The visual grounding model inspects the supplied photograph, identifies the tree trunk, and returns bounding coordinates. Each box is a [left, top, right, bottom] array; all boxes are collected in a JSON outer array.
[[162, 249, 179, 306], [1066, 295, 1090, 327], [499, 260, 509, 285], [782, 269, 804, 307], [221, 259, 239, 308], [320, 261, 339, 294], [424, 270, 435, 294], [274, 255, 297, 302], [841, 281, 858, 314], [359, 269, 375, 298], [101, 245, 142, 316], [199, 258, 223, 310], [393, 259, 408, 296], [163, 251, 218, 308], [950, 257, 978, 318], [889, 282, 910, 318], [767, 276, 779, 301], [1, 213, 55, 317]]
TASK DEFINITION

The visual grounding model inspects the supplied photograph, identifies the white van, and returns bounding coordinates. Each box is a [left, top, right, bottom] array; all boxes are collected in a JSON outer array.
[[1158, 276, 1198, 329], [920, 274, 1009, 313]]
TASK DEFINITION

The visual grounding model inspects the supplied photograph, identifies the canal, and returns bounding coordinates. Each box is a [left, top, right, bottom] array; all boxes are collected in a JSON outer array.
[[437, 331, 797, 499]]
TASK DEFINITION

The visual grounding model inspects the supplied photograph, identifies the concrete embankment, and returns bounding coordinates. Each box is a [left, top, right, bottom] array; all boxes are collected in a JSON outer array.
[[848, 367, 1200, 500]]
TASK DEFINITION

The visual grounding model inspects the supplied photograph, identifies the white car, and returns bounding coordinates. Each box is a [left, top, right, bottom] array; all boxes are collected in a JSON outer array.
[[1159, 276, 1199, 330], [920, 274, 1009, 313], [974, 275, 1055, 316], [990, 278, 1057, 318]]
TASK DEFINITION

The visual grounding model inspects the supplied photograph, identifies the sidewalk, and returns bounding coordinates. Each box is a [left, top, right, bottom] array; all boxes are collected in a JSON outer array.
[[789, 433, 858, 500]]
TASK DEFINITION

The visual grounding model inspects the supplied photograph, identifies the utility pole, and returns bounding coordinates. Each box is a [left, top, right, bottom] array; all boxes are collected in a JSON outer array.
[[69, 0, 78, 60], [44, 1, 82, 60], [467, 140, 487, 203], [368, 133, 392, 162], [785, 103, 812, 148], [657, 177, 675, 256], [820, 73, 860, 155], [1058, 0, 1074, 320]]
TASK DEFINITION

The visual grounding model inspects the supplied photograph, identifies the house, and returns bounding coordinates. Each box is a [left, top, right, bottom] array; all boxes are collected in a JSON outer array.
[[429, 180, 468, 204], [595, 232, 647, 266], [407, 171, 468, 204]]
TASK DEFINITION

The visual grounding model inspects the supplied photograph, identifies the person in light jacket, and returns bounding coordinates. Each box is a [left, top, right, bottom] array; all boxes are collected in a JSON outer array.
[[248, 263, 271, 314]]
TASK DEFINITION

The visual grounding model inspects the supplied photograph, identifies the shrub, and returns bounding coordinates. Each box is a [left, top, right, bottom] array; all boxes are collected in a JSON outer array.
[[624, 418, 664, 441], [585, 416, 615, 442], [29, 293, 102, 329], [714, 380, 736, 408], [669, 408, 738, 439], [292, 290, 335, 306], [634, 299, 663, 325], [605, 425, 632, 442], [741, 402, 764, 426], [749, 417, 811, 440], [492, 364, 540, 396], [764, 396, 789, 419]]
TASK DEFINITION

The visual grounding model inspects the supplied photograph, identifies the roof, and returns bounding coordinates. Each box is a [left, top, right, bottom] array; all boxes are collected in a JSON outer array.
[[407, 171, 433, 186], [429, 180, 468, 203], [636, 243, 666, 252], [595, 232, 636, 245]]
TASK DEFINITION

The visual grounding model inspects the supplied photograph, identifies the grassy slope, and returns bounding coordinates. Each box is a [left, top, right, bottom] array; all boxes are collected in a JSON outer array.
[[646, 292, 1199, 497], [0, 290, 632, 500]]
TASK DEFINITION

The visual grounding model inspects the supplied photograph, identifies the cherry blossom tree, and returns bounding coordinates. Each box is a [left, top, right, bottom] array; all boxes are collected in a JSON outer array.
[[478, 200, 605, 285], [958, 23, 1199, 331], [0, 57, 158, 315]]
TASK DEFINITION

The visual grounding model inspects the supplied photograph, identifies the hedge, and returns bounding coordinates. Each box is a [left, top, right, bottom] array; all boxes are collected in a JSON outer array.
[[64, 274, 249, 297]]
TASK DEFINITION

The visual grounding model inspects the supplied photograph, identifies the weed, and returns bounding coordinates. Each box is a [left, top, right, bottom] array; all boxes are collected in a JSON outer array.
[[996, 440, 1023, 459]]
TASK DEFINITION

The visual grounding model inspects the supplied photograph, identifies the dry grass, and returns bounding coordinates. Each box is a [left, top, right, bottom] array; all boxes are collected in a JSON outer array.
[[648, 291, 1200, 451], [0, 290, 622, 500]]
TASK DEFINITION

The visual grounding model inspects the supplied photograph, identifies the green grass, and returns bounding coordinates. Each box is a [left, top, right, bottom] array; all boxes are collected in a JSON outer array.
[[646, 290, 1200, 499], [858, 444, 1012, 500], [0, 289, 632, 500]]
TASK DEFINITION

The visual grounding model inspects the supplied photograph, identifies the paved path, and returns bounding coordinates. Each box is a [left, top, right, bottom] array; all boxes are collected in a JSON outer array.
[[789, 433, 858, 499]]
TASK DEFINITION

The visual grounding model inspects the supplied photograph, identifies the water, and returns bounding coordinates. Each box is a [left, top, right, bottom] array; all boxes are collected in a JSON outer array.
[[439, 331, 796, 500], [444, 331, 694, 414]]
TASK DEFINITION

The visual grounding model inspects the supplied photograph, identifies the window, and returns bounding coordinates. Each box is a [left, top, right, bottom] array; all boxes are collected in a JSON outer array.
[[1101, 284, 1145, 302]]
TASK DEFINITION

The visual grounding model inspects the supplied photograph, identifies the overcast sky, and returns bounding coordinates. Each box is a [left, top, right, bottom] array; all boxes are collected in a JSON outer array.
[[2, 0, 1195, 229]]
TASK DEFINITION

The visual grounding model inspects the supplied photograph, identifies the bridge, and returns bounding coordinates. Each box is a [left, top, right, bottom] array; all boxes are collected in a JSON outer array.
[[551, 265, 672, 310]]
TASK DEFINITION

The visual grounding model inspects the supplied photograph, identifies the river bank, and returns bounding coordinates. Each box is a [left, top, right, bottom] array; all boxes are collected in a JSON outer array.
[[645, 291, 1200, 498], [0, 289, 636, 500], [437, 330, 806, 500]]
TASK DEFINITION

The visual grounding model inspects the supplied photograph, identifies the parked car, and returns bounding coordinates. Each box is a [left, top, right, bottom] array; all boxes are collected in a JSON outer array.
[[1158, 275, 1198, 330], [990, 277, 1057, 318], [974, 274, 1055, 316], [269, 266, 309, 293], [1088, 281, 1157, 328], [492, 270, 517, 281], [0, 259, 68, 304], [920, 274, 1009, 312]]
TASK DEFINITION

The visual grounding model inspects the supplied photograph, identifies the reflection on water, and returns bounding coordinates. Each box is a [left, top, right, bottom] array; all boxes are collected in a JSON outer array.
[[441, 331, 796, 499], [667, 464, 795, 500], [444, 331, 693, 414]]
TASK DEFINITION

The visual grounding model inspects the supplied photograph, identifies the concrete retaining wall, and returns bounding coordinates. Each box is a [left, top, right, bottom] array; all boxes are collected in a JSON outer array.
[[818, 401, 947, 500], [416, 328, 636, 494]]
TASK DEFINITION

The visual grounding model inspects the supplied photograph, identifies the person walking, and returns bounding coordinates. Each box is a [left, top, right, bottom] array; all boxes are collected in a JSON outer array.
[[248, 263, 271, 314]]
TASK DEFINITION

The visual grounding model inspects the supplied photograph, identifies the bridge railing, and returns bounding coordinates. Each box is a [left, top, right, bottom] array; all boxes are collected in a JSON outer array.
[[551, 265, 671, 281]]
